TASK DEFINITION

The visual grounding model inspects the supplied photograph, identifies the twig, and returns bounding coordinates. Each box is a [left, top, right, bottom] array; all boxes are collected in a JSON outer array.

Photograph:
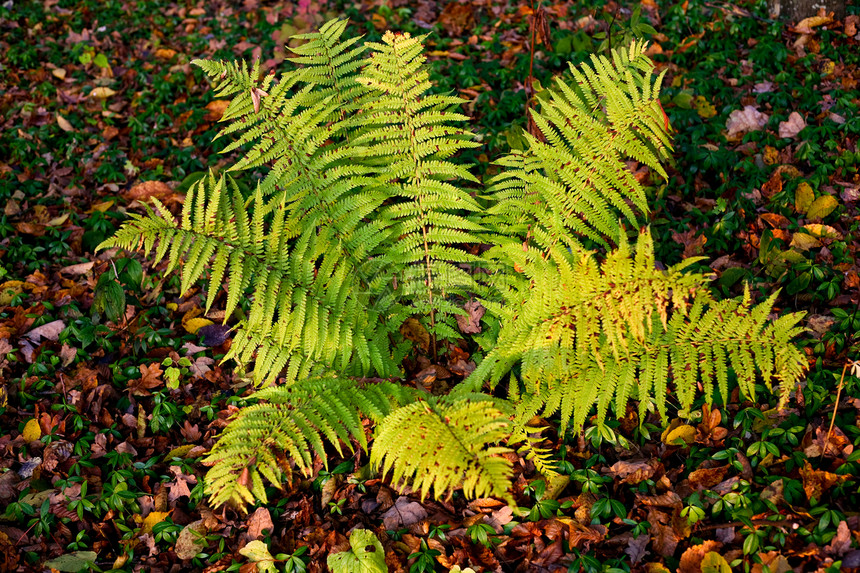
[[823, 360, 857, 458]]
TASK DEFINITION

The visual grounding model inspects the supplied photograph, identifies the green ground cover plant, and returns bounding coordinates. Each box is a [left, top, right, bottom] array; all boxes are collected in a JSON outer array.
[[1, 1, 859, 572]]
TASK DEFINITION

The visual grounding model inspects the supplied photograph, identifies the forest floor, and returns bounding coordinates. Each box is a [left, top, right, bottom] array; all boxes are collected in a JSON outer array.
[[1, 0, 859, 572]]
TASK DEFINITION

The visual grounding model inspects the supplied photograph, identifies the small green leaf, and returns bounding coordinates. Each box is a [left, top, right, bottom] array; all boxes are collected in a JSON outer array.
[[327, 529, 386, 573], [93, 53, 110, 68]]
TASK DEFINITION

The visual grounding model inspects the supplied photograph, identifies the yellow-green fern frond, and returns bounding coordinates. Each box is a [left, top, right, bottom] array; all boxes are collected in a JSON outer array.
[[461, 231, 806, 434], [204, 376, 418, 509], [371, 394, 514, 503]]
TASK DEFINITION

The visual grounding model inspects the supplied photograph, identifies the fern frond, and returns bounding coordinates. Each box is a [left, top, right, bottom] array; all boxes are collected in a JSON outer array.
[[460, 231, 806, 434], [204, 376, 418, 509], [485, 42, 672, 250], [371, 394, 514, 503]]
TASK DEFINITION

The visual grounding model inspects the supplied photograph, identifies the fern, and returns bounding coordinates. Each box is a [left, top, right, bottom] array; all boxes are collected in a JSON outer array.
[[371, 394, 514, 503], [485, 41, 670, 250], [462, 231, 805, 434], [353, 31, 485, 344], [204, 376, 418, 508], [101, 20, 808, 511]]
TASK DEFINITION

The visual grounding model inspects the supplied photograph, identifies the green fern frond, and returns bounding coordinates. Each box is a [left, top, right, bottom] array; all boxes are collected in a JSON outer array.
[[371, 394, 514, 503], [485, 41, 671, 250], [204, 376, 418, 509]]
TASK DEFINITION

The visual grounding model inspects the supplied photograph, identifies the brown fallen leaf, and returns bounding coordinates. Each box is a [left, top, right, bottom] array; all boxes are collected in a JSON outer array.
[[124, 180, 175, 203], [799, 460, 848, 501], [128, 362, 164, 396], [778, 112, 806, 138], [726, 106, 769, 137], [606, 460, 657, 484], [456, 300, 485, 334], [246, 507, 273, 540], [204, 99, 231, 121], [678, 540, 722, 573]]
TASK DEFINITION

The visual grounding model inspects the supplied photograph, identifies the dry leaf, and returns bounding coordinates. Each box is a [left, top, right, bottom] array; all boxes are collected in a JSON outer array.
[[382, 497, 427, 530], [25, 319, 66, 342], [247, 507, 273, 540], [456, 300, 485, 334], [204, 100, 231, 121], [128, 362, 164, 396], [778, 112, 806, 138], [155, 48, 177, 60], [22, 419, 42, 442], [56, 114, 74, 132], [90, 86, 117, 99], [795, 15, 832, 34], [799, 460, 848, 501], [140, 511, 171, 535], [606, 460, 657, 484], [124, 180, 174, 202], [726, 106, 769, 137], [806, 195, 838, 220], [826, 521, 852, 556], [400, 318, 430, 352], [175, 520, 208, 560], [678, 540, 721, 573], [250, 87, 268, 114]]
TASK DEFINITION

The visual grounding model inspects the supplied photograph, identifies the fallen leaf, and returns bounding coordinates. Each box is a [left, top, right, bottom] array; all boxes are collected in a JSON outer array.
[[795, 14, 832, 34], [382, 497, 428, 530], [140, 511, 170, 535], [826, 521, 852, 556], [56, 114, 74, 132], [789, 233, 820, 251], [124, 180, 174, 202], [239, 540, 277, 573], [456, 300, 485, 334], [778, 112, 806, 138], [400, 318, 430, 352], [687, 465, 729, 489], [175, 520, 208, 560], [155, 48, 177, 60], [128, 363, 164, 396], [25, 319, 66, 342], [90, 86, 117, 99], [805, 195, 838, 220], [606, 460, 656, 484], [52, 67, 67, 80], [795, 182, 815, 213], [662, 424, 696, 446], [247, 507, 273, 540], [204, 100, 231, 121], [760, 213, 789, 228], [43, 551, 98, 572], [22, 419, 42, 442], [700, 551, 732, 573], [678, 540, 721, 573], [625, 533, 649, 564], [726, 106, 769, 137], [799, 460, 848, 501], [184, 317, 213, 335], [327, 529, 386, 573]]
